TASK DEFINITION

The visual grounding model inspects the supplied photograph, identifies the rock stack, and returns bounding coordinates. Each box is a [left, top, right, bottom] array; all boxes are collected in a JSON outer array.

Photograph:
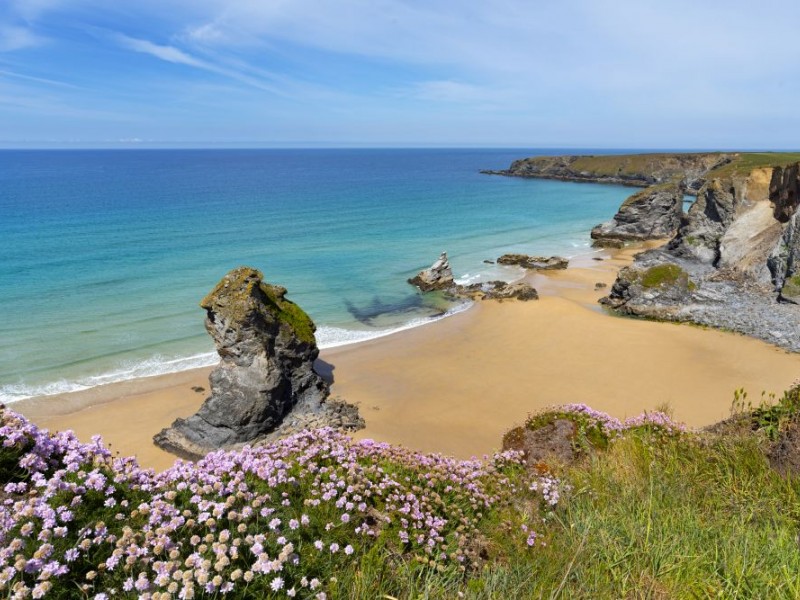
[[407, 252, 455, 292], [154, 267, 361, 460]]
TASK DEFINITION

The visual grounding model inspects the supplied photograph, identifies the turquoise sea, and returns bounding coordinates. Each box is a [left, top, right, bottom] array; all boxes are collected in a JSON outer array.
[[0, 149, 633, 402]]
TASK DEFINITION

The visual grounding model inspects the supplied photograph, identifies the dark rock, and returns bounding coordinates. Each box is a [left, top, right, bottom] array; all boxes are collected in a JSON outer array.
[[592, 238, 625, 249], [497, 254, 569, 270], [503, 419, 579, 469], [767, 419, 800, 477], [668, 178, 740, 264], [408, 252, 454, 292], [600, 261, 695, 319], [483, 259, 495, 264], [459, 280, 538, 301], [590, 183, 683, 243], [592, 257, 604, 261], [594, 282, 607, 289], [154, 267, 359, 460], [190, 386, 205, 393]]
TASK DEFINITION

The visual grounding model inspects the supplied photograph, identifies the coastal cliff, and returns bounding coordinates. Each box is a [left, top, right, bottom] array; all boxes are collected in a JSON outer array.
[[488, 151, 800, 350], [483, 152, 736, 192], [601, 159, 800, 350]]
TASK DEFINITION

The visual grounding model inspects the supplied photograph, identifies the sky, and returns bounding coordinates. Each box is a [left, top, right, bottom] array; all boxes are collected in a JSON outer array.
[[1, 0, 800, 148]]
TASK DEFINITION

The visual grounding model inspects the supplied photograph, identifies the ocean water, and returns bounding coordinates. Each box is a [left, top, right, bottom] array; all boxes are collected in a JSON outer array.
[[0, 149, 633, 402]]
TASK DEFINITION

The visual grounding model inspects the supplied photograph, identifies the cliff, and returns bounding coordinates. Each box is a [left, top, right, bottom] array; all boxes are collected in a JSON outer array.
[[484, 151, 800, 195], [599, 160, 800, 350], [484, 152, 736, 192]]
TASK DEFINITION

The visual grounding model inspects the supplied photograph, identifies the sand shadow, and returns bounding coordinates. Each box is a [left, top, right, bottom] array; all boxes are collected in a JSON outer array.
[[314, 358, 335, 384]]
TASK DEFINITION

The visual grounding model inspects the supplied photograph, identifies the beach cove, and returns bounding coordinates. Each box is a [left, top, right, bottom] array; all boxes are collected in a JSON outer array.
[[16, 245, 800, 471]]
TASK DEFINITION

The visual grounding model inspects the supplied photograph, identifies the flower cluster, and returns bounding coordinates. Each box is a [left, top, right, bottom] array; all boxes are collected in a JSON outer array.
[[552, 404, 686, 437], [0, 408, 554, 598]]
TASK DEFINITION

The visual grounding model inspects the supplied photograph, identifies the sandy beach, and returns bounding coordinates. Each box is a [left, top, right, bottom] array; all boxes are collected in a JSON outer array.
[[14, 245, 800, 471]]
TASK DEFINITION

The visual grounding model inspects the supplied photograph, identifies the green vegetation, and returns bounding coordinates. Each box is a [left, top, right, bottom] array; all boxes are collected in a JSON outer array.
[[641, 263, 691, 289], [331, 400, 800, 598], [780, 272, 800, 302], [707, 152, 800, 179], [568, 153, 709, 179], [7, 390, 800, 598], [199, 266, 317, 344], [260, 282, 317, 344]]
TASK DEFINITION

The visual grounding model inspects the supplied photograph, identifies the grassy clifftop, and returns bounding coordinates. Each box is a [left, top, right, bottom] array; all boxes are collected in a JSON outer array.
[[491, 151, 800, 192], [3, 386, 800, 598]]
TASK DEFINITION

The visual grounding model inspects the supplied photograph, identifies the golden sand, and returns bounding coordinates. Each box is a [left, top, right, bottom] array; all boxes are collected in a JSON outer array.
[[15, 245, 800, 471]]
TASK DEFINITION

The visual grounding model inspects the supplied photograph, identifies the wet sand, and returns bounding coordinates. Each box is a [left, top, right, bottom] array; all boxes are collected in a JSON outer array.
[[15, 246, 800, 471]]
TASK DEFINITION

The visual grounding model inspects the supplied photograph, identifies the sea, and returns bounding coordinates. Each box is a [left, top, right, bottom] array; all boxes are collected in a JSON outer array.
[[0, 148, 634, 403]]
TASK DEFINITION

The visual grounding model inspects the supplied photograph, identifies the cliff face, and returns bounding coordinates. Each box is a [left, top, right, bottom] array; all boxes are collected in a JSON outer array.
[[591, 183, 683, 244], [485, 152, 736, 192], [601, 162, 800, 350]]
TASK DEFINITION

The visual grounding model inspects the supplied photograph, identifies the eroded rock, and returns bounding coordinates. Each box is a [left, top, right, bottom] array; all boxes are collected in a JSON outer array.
[[458, 280, 539, 301], [590, 183, 683, 245], [154, 267, 361, 460], [408, 252, 454, 292], [497, 254, 569, 270]]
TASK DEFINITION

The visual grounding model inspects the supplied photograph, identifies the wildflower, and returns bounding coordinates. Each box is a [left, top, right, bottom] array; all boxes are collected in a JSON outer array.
[[270, 576, 284, 591]]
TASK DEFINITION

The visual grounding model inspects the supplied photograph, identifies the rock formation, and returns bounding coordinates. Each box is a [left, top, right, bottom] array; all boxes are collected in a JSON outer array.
[[497, 254, 569, 270], [458, 280, 539, 301], [599, 164, 800, 351], [590, 183, 683, 246], [408, 252, 454, 292], [154, 267, 362, 460], [483, 152, 735, 191], [407, 252, 540, 302]]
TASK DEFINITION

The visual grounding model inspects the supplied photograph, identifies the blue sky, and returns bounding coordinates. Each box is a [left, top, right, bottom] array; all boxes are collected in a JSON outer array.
[[1, 0, 799, 148]]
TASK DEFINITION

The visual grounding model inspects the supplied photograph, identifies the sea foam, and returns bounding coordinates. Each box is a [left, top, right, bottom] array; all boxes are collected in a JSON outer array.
[[0, 301, 473, 403]]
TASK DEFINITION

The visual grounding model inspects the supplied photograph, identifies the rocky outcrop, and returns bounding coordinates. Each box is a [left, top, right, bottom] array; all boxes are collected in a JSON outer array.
[[599, 163, 800, 351], [668, 179, 740, 264], [408, 252, 454, 292], [458, 281, 539, 301], [768, 165, 800, 302], [408, 252, 540, 302], [154, 267, 361, 460], [590, 183, 683, 245], [497, 254, 569, 270], [483, 152, 735, 192]]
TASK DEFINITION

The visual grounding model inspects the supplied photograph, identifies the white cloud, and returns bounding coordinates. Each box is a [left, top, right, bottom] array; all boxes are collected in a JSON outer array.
[[115, 34, 207, 67], [0, 25, 46, 52]]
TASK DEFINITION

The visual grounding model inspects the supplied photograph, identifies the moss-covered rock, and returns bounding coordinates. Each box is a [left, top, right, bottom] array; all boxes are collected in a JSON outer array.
[[155, 266, 332, 459], [641, 264, 690, 289], [200, 266, 316, 345]]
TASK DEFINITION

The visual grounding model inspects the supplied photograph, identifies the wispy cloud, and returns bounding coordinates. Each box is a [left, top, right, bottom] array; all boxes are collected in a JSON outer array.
[[115, 34, 207, 68], [0, 69, 79, 88], [0, 25, 47, 52]]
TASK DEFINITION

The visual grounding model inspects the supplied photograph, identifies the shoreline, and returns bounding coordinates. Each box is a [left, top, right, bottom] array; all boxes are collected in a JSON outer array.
[[0, 244, 597, 405], [14, 242, 800, 471]]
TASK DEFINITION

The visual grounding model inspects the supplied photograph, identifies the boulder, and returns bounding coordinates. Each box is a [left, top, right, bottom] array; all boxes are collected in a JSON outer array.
[[600, 262, 695, 319], [154, 267, 331, 459], [408, 252, 454, 292], [497, 254, 569, 270], [590, 183, 683, 245], [459, 280, 539, 301]]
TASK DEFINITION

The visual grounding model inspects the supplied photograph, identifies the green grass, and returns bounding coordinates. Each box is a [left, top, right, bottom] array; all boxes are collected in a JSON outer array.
[[568, 153, 717, 179], [780, 273, 800, 302], [707, 152, 800, 179], [327, 427, 800, 599], [640, 264, 690, 289]]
